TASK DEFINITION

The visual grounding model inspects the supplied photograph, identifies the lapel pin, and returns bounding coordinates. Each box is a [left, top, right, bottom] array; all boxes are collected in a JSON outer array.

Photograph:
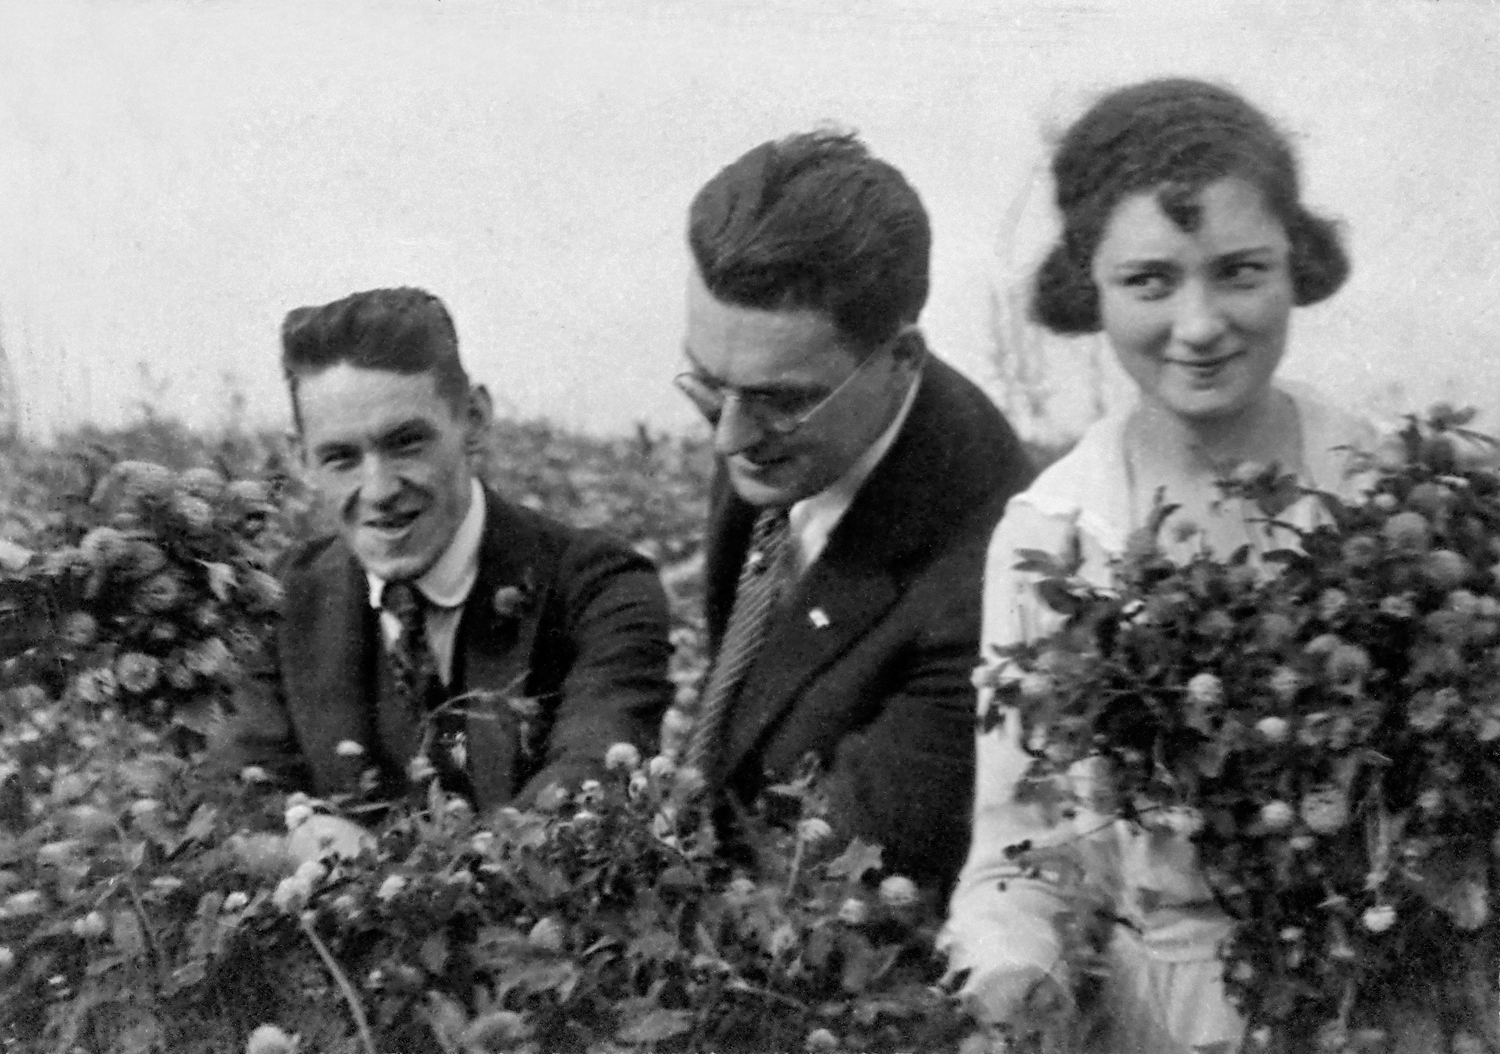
[[808, 607, 831, 629]]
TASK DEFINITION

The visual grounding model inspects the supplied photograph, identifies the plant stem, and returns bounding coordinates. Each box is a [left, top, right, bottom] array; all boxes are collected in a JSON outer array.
[[785, 834, 806, 899], [299, 913, 377, 1054]]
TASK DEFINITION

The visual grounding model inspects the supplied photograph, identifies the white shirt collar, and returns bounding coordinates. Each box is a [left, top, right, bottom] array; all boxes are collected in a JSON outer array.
[[367, 477, 486, 610], [787, 369, 922, 573]]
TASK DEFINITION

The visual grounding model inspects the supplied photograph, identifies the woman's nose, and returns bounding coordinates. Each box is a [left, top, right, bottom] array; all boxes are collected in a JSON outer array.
[[1172, 280, 1228, 350]]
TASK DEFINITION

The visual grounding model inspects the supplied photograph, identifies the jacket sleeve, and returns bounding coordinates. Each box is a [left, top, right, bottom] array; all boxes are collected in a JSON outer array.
[[516, 534, 673, 802], [939, 502, 1080, 1016]]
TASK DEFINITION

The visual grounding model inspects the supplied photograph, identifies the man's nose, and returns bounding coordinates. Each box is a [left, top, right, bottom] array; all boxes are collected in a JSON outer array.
[[1172, 280, 1228, 350], [713, 394, 769, 457], [357, 455, 403, 505]]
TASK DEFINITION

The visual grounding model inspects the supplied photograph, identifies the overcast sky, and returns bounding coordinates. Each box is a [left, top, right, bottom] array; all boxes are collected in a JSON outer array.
[[0, 0, 1497, 440]]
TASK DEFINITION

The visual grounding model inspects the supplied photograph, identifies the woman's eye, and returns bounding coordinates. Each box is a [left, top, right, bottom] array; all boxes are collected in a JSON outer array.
[[1121, 271, 1173, 299], [1222, 261, 1269, 286]]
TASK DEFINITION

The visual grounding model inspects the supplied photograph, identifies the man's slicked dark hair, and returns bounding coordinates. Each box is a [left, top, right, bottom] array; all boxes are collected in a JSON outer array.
[[280, 287, 470, 431], [688, 130, 931, 352], [1032, 78, 1350, 335]]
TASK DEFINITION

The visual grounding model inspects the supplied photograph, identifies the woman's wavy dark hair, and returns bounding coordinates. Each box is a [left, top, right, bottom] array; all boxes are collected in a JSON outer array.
[[1032, 78, 1349, 335]]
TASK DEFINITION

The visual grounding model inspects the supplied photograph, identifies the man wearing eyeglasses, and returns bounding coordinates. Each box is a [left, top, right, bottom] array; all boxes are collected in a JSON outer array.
[[678, 131, 1035, 889]]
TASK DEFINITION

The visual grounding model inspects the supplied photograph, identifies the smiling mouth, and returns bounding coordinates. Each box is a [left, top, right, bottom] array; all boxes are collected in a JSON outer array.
[[363, 509, 422, 535], [1166, 351, 1245, 371]]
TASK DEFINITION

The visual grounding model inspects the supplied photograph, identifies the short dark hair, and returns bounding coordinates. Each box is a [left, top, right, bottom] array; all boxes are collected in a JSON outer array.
[[280, 287, 470, 431], [1032, 78, 1349, 335], [688, 129, 930, 352]]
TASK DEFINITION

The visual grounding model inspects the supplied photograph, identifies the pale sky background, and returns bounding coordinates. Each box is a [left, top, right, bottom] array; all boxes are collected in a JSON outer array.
[[0, 0, 1497, 442]]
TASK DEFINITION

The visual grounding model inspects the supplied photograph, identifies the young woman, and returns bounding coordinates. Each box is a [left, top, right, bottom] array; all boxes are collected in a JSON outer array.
[[943, 79, 1378, 1052]]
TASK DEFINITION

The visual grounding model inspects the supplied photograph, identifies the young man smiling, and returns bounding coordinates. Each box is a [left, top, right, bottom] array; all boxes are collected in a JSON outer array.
[[220, 288, 671, 824], [678, 132, 1035, 888]]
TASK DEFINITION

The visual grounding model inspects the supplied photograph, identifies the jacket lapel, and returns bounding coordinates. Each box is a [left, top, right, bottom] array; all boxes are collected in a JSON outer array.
[[280, 539, 375, 795], [721, 364, 966, 774], [455, 490, 547, 810]]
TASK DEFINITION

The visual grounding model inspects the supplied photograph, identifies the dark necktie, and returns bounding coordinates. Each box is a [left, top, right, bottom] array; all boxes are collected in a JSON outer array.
[[381, 581, 439, 706], [685, 508, 792, 782]]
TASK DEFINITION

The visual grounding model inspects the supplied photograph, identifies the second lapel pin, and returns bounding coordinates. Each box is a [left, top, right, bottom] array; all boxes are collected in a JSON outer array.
[[808, 607, 831, 629]]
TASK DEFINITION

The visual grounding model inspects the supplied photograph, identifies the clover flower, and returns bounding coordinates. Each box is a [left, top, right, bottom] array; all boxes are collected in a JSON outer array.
[[124, 540, 168, 577], [1423, 549, 1472, 589], [407, 754, 437, 784], [185, 637, 234, 678], [1317, 588, 1349, 622], [797, 817, 833, 844], [1379, 594, 1416, 619], [878, 875, 919, 908], [1259, 800, 1295, 831], [283, 803, 314, 831], [376, 875, 407, 902], [672, 765, 706, 799], [1326, 644, 1371, 687], [61, 611, 98, 647], [659, 707, 693, 755], [1362, 904, 1396, 933], [805, 1027, 839, 1052], [1185, 672, 1223, 708], [647, 754, 676, 781], [71, 911, 108, 939], [239, 766, 272, 784], [136, 572, 185, 613], [334, 740, 365, 758], [72, 667, 118, 705], [1382, 511, 1432, 553], [222, 891, 250, 912], [115, 652, 161, 695], [605, 742, 641, 771], [1299, 786, 1350, 834], [79, 526, 129, 567], [172, 493, 216, 532], [1256, 715, 1290, 743], [838, 897, 869, 926], [245, 1023, 299, 1054]]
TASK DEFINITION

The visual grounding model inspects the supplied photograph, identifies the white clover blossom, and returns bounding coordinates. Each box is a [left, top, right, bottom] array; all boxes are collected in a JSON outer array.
[[407, 755, 438, 784], [629, 773, 649, 798], [1300, 787, 1350, 834], [1268, 668, 1302, 704], [1317, 588, 1349, 622], [222, 891, 250, 913], [61, 611, 98, 647], [806, 1027, 839, 1052], [1185, 672, 1223, 708], [797, 818, 833, 844], [647, 754, 676, 780], [878, 875, 919, 908], [1259, 800, 1295, 831], [1254, 713, 1290, 746], [115, 653, 162, 695], [604, 742, 641, 771], [470, 831, 496, 854], [283, 804, 314, 831], [239, 766, 272, 784], [245, 1023, 300, 1054], [71, 911, 108, 939], [1379, 594, 1416, 619], [673, 765, 706, 799], [334, 740, 365, 758], [1362, 904, 1396, 933], [376, 875, 407, 901], [837, 898, 869, 926], [271, 876, 310, 913]]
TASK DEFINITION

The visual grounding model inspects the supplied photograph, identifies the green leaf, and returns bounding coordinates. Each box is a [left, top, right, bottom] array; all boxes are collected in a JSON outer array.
[[200, 561, 236, 602], [112, 909, 147, 960], [616, 1008, 694, 1044], [420, 932, 450, 975], [825, 838, 883, 883]]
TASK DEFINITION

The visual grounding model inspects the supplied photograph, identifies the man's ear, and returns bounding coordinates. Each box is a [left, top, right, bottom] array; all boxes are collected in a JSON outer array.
[[464, 385, 494, 456]]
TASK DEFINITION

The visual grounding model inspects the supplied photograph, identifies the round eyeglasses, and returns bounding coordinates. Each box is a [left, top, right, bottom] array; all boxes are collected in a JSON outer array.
[[674, 334, 905, 439]]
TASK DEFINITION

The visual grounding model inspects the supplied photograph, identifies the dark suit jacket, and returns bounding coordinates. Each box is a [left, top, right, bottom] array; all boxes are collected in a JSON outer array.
[[220, 486, 672, 811], [705, 356, 1034, 887]]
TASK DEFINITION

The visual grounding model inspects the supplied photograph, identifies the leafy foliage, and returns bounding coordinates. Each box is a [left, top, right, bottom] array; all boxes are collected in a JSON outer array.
[[0, 416, 978, 1054], [980, 406, 1500, 1052]]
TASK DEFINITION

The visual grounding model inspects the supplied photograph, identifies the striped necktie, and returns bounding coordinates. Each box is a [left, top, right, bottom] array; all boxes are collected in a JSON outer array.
[[381, 581, 438, 705], [685, 508, 792, 782]]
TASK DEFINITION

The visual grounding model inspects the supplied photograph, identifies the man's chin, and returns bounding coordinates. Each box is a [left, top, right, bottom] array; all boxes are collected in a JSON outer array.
[[350, 533, 438, 584], [728, 461, 811, 509]]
